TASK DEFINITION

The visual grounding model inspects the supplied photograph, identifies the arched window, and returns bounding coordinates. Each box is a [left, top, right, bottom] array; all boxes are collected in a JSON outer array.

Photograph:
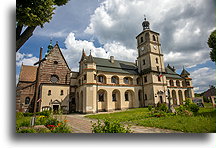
[[143, 59, 145, 65], [140, 37, 143, 43], [156, 58, 158, 64], [176, 80, 180, 87], [60, 90, 63, 95], [54, 61, 58, 65], [111, 76, 119, 84], [98, 75, 106, 83], [123, 77, 133, 85], [50, 75, 59, 83], [25, 97, 30, 104], [48, 90, 51, 96], [136, 77, 141, 85], [145, 94, 147, 100], [153, 35, 156, 41], [169, 80, 174, 86]]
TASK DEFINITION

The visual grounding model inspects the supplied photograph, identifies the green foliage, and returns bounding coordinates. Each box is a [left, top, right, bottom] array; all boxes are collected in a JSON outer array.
[[155, 103, 168, 112], [203, 96, 210, 103], [16, 112, 24, 119], [17, 128, 36, 133], [51, 122, 71, 133], [148, 105, 153, 111], [208, 29, 216, 62], [175, 99, 199, 116], [92, 120, 132, 133]]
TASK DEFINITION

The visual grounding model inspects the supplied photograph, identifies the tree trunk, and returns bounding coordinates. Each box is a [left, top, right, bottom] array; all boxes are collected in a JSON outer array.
[[16, 26, 36, 52]]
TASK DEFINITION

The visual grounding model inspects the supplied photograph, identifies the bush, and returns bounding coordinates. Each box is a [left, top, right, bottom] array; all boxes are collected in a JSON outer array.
[[17, 128, 36, 133], [148, 105, 153, 111], [92, 120, 132, 133], [155, 103, 168, 112], [189, 103, 199, 115], [16, 112, 24, 119], [23, 112, 34, 117]]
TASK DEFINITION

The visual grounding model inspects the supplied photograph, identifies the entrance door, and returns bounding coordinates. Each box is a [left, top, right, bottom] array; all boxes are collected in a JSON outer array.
[[53, 105, 59, 112], [160, 96, 163, 103]]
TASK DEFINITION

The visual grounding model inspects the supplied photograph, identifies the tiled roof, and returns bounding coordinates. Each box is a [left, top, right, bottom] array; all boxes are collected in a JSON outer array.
[[93, 57, 138, 75], [165, 66, 182, 79], [19, 65, 37, 82]]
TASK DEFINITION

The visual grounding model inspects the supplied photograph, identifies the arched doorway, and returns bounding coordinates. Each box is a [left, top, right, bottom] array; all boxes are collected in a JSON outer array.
[[97, 89, 107, 112], [171, 90, 177, 105], [178, 90, 183, 105], [112, 89, 121, 110], [125, 90, 135, 108]]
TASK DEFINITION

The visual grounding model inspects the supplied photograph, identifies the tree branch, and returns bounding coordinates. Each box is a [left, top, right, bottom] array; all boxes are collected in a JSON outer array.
[[16, 26, 36, 52], [16, 25, 23, 40]]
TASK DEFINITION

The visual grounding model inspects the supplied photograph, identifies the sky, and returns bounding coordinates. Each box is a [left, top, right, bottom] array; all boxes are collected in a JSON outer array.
[[16, 0, 216, 93]]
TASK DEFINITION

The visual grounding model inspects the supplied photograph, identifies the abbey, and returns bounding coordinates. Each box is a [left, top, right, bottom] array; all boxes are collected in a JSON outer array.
[[16, 19, 194, 113]]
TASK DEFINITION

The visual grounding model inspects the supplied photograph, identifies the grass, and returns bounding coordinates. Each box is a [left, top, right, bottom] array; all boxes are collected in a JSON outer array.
[[85, 105, 216, 133]]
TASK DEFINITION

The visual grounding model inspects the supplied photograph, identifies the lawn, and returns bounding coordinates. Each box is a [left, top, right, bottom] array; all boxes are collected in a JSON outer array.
[[85, 105, 216, 133]]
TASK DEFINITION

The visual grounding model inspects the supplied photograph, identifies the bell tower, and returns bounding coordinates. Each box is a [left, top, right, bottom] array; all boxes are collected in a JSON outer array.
[[136, 17, 167, 106]]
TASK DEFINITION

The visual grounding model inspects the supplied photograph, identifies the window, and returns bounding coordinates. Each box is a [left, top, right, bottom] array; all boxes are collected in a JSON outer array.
[[125, 92, 129, 101], [25, 97, 30, 104], [158, 75, 161, 82], [48, 90, 51, 96], [153, 35, 156, 41], [136, 78, 141, 85], [186, 81, 190, 86], [111, 76, 118, 84], [60, 90, 63, 95], [176, 80, 180, 86], [143, 59, 145, 65], [124, 77, 129, 84], [156, 58, 158, 64], [144, 76, 147, 83], [98, 93, 104, 102], [54, 61, 58, 65], [84, 74, 87, 80], [98, 75, 105, 83], [112, 93, 116, 101], [94, 74, 97, 80], [169, 80, 174, 86], [50, 75, 59, 83], [145, 94, 147, 100], [141, 37, 143, 43]]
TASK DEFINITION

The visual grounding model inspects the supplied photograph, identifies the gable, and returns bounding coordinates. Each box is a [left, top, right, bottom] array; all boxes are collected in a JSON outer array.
[[19, 65, 37, 82], [39, 44, 71, 84]]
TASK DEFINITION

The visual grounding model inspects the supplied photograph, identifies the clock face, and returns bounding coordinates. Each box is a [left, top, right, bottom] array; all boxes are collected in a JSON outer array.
[[141, 47, 144, 50], [153, 45, 157, 49]]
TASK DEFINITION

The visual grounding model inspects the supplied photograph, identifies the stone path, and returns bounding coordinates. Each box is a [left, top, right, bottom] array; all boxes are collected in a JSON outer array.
[[57, 114, 182, 133]]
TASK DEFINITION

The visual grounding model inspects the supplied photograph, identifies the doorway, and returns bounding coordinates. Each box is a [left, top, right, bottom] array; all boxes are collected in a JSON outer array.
[[53, 105, 59, 112]]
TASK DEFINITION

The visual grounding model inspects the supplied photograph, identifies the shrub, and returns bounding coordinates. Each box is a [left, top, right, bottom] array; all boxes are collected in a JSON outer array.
[[17, 128, 36, 133], [189, 103, 199, 115], [148, 105, 153, 111], [92, 120, 132, 133], [23, 112, 34, 117], [155, 103, 168, 112], [16, 112, 24, 119]]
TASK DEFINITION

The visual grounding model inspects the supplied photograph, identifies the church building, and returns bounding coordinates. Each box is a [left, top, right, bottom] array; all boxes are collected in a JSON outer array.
[[16, 18, 195, 113]]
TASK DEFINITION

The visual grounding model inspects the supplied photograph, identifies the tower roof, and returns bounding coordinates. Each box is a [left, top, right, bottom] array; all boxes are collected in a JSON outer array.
[[142, 16, 150, 30], [181, 68, 190, 76]]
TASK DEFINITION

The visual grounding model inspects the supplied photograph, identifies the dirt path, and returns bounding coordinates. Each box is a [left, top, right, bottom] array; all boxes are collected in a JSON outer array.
[[57, 114, 182, 133]]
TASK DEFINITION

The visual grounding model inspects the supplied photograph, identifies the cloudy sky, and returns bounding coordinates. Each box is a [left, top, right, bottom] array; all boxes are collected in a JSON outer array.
[[16, 0, 216, 93]]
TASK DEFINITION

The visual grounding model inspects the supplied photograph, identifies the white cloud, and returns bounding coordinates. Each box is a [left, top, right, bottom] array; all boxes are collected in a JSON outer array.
[[190, 67, 216, 93], [16, 52, 39, 67], [61, 32, 137, 71], [85, 0, 215, 68]]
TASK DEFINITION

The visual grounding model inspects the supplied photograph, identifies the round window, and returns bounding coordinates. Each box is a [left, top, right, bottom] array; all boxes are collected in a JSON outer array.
[[50, 75, 59, 83]]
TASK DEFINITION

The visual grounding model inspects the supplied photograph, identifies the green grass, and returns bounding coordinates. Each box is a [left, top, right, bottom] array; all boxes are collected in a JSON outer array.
[[85, 106, 216, 133]]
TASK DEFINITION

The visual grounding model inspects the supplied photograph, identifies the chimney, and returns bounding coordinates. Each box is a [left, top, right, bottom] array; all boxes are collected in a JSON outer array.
[[110, 56, 114, 63]]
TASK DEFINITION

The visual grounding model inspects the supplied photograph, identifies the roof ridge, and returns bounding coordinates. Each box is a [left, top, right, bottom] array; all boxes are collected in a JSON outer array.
[[93, 56, 136, 65]]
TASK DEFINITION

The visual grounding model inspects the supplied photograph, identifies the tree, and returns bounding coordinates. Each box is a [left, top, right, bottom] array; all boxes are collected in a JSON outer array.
[[16, 0, 69, 52], [207, 29, 216, 62]]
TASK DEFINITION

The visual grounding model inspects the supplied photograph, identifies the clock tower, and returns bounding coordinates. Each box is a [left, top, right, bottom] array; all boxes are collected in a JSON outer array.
[[136, 17, 167, 106]]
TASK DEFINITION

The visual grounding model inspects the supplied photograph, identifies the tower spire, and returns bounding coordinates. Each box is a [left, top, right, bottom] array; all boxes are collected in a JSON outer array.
[[142, 15, 150, 30]]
